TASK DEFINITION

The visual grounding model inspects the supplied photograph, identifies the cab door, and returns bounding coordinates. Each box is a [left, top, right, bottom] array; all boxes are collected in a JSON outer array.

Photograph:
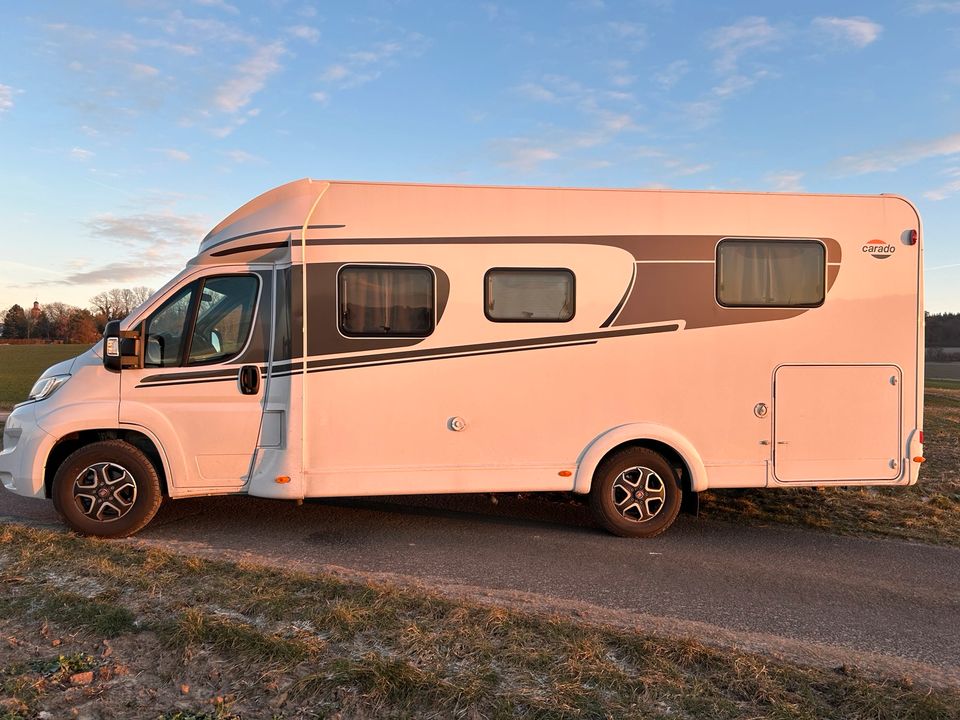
[[120, 268, 269, 491]]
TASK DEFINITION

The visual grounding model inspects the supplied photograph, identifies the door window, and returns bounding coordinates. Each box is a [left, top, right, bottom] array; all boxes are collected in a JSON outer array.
[[143, 275, 259, 368], [143, 284, 195, 367], [187, 276, 259, 365]]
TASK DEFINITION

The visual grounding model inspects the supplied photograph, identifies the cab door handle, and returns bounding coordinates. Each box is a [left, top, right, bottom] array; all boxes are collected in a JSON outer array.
[[239, 365, 260, 395]]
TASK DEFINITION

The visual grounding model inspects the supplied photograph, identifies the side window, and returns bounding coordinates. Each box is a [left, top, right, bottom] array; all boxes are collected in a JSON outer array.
[[716, 240, 825, 308], [339, 265, 435, 337], [143, 283, 196, 368], [187, 275, 259, 365], [142, 275, 259, 368], [485, 268, 575, 322]]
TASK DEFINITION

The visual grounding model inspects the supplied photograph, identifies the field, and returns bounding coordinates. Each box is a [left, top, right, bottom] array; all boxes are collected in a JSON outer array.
[[1, 523, 957, 720], [0, 345, 92, 410]]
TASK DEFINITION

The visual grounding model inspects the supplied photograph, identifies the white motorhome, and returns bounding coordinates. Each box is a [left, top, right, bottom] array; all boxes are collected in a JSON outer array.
[[0, 180, 925, 538]]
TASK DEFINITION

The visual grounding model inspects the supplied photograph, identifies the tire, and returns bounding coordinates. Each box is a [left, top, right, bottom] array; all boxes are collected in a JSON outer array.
[[589, 446, 682, 538], [51, 439, 163, 538]]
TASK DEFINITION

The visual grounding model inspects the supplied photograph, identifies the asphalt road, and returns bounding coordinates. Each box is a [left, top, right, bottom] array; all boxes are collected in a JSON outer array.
[[2, 487, 959, 681]]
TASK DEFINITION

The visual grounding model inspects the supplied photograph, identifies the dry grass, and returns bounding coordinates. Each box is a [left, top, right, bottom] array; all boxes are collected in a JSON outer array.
[[700, 383, 960, 547], [1, 523, 958, 719]]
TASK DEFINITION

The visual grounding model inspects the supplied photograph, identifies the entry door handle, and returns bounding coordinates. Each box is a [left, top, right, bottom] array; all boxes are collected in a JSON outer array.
[[239, 365, 261, 395]]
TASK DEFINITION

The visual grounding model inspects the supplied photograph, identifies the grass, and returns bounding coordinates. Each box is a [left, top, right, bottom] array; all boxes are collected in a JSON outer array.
[[0, 523, 957, 719], [700, 383, 960, 547], [0, 344, 92, 410]]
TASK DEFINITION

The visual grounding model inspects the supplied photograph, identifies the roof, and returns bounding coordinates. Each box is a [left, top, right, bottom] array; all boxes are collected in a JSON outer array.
[[196, 178, 917, 262]]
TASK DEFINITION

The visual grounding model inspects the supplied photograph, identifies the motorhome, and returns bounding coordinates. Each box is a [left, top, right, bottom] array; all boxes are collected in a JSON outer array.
[[0, 180, 925, 538]]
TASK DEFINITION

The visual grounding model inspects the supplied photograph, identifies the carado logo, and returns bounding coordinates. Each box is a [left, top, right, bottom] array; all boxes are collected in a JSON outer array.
[[862, 239, 896, 260]]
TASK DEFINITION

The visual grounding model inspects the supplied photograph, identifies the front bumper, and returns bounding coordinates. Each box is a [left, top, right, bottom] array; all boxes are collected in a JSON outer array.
[[0, 404, 54, 499]]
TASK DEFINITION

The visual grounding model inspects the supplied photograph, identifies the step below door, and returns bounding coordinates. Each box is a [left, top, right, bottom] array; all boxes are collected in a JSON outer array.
[[773, 365, 901, 483]]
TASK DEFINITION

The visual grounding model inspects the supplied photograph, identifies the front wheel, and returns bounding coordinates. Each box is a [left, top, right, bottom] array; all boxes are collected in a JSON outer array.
[[51, 440, 163, 538], [589, 447, 682, 538]]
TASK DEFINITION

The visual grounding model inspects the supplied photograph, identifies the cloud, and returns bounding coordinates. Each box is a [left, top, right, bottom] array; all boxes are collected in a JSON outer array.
[[514, 82, 558, 102], [923, 167, 960, 200], [707, 16, 780, 74], [131, 63, 160, 77], [154, 148, 191, 162], [812, 16, 882, 48], [222, 149, 262, 163], [711, 70, 771, 98], [85, 211, 207, 249], [0, 84, 16, 114], [194, 0, 239, 12], [286, 25, 320, 43], [655, 60, 688, 89], [318, 34, 428, 90], [495, 142, 560, 172], [50, 210, 209, 286], [766, 171, 805, 192], [603, 21, 647, 49], [310, 91, 329, 104], [214, 42, 285, 113], [913, 1, 960, 12], [53, 260, 187, 286], [70, 147, 95, 161], [836, 132, 960, 174]]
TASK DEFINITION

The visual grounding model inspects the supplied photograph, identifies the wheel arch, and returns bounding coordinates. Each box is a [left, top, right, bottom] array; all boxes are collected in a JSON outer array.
[[44, 428, 170, 499], [574, 423, 708, 495]]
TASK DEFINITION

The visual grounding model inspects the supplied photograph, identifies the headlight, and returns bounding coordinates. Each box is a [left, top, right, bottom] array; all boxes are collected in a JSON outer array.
[[24, 374, 71, 403]]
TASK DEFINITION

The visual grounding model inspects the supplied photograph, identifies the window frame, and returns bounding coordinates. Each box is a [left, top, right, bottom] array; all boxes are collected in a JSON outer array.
[[142, 273, 261, 368], [483, 267, 577, 323], [336, 263, 437, 339], [714, 238, 826, 310]]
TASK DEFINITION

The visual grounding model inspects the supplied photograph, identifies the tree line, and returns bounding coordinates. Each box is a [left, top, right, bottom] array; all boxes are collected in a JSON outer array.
[[927, 312, 960, 355], [1, 287, 153, 344]]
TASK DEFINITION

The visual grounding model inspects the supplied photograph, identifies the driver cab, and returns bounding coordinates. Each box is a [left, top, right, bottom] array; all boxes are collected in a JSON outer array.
[[118, 267, 270, 492]]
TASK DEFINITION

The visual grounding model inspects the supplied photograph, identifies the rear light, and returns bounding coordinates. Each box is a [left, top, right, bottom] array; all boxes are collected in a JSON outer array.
[[909, 229, 918, 245], [919, 431, 924, 444]]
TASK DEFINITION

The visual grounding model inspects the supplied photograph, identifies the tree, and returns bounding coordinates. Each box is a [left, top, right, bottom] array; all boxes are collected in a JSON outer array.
[[1, 304, 28, 339], [44, 302, 76, 342], [66, 309, 101, 344], [89, 287, 154, 331]]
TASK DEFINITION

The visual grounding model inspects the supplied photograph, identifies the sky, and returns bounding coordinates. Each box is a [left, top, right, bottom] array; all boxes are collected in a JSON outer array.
[[0, 0, 958, 314]]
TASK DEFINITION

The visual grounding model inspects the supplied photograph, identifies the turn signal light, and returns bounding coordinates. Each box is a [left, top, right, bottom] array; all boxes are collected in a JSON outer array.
[[275, 475, 291, 484], [913, 457, 926, 464], [558, 470, 573, 477]]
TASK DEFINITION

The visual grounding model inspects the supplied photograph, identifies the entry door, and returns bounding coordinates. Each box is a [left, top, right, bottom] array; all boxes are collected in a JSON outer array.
[[120, 271, 267, 490], [773, 365, 901, 483]]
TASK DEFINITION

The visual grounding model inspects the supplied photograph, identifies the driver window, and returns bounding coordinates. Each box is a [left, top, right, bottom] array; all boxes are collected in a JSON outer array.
[[143, 283, 196, 368], [186, 275, 259, 366]]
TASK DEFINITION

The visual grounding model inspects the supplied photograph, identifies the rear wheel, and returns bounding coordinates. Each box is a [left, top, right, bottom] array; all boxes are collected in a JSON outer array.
[[589, 447, 682, 538], [51, 440, 162, 538]]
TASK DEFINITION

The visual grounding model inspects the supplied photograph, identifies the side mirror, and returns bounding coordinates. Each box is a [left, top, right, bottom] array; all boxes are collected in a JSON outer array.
[[103, 320, 142, 372]]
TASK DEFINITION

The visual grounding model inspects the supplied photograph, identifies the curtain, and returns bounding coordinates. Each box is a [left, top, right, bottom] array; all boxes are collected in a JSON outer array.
[[718, 241, 824, 307], [340, 267, 433, 335]]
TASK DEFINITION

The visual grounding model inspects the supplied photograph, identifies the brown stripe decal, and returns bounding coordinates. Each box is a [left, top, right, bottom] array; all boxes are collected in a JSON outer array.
[[137, 323, 680, 386]]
